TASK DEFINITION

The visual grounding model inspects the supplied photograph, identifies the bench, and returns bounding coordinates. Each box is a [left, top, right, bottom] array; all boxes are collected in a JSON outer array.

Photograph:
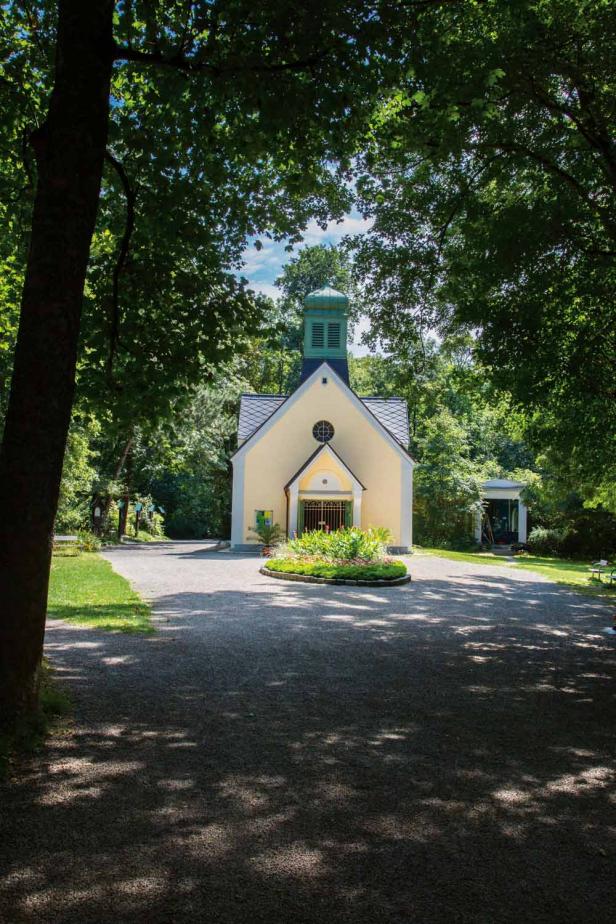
[[52, 534, 79, 556], [590, 559, 610, 581]]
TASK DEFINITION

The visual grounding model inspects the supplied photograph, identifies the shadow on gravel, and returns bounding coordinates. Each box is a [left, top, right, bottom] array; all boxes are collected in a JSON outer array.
[[1, 573, 615, 923]]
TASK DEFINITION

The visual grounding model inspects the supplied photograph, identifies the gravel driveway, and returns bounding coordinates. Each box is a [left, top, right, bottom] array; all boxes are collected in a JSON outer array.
[[2, 543, 615, 923]]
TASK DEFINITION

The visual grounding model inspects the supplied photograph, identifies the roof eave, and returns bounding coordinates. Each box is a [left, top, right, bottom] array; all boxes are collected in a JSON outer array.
[[233, 361, 416, 464], [284, 442, 367, 491]]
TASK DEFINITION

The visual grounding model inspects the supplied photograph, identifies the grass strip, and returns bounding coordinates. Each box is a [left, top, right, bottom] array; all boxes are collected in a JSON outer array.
[[416, 546, 616, 601], [48, 552, 153, 633]]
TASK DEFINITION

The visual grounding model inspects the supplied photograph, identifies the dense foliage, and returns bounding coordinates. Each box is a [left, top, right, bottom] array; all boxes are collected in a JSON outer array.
[[3, 0, 613, 739], [2, 1, 614, 578], [351, 0, 616, 516], [268, 525, 405, 581], [283, 526, 392, 562], [47, 238, 616, 559]]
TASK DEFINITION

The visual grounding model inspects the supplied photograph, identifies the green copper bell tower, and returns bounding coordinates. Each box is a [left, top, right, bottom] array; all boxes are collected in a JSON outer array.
[[301, 285, 349, 384]]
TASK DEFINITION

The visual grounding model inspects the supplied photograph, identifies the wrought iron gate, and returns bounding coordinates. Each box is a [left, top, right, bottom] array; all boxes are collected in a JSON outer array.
[[299, 500, 351, 534]]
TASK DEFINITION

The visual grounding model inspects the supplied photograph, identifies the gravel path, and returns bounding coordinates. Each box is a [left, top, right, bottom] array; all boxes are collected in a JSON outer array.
[[2, 544, 616, 923]]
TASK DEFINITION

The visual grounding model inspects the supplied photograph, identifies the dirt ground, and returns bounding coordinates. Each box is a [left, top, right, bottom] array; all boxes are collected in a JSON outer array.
[[1, 543, 615, 923]]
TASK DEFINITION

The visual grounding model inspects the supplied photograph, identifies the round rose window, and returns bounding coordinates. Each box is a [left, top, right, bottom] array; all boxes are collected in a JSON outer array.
[[313, 420, 334, 443]]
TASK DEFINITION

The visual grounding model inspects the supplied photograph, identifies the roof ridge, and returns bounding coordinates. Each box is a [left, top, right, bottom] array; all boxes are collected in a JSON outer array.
[[235, 361, 414, 462], [241, 392, 405, 401]]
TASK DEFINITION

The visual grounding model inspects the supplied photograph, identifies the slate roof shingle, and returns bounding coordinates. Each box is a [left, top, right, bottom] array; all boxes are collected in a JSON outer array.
[[237, 394, 287, 442], [362, 397, 409, 446], [237, 392, 410, 447]]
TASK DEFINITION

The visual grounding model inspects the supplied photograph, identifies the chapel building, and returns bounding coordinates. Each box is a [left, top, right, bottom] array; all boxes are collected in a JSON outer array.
[[230, 286, 414, 551]]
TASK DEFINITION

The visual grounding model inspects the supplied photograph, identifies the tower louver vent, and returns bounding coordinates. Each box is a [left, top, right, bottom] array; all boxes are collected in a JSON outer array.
[[327, 323, 341, 349], [311, 322, 325, 348]]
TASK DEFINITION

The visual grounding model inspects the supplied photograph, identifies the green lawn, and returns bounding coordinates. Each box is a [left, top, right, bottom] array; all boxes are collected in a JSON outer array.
[[416, 546, 616, 600], [416, 547, 507, 566], [48, 552, 153, 633]]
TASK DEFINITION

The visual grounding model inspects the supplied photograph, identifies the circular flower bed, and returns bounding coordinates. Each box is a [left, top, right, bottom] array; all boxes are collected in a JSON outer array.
[[260, 528, 410, 586], [261, 557, 410, 586]]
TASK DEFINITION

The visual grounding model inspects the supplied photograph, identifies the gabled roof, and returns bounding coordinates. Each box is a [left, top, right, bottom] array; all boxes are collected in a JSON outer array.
[[361, 398, 409, 446], [238, 394, 286, 442], [284, 442, 366, 491], [232, 362, 414, 463], [237, 377, 410, 448]]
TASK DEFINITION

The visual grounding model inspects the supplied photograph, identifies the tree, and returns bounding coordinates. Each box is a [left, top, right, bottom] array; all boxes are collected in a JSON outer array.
[[134, 364, 250, 539], [413, 408, 482, 546], [0, 0, 114, 728], [55, 413, 100, 533], [0, 0, 415, 729], [352, 0, 616, 502], [0, 3, 54, 422]]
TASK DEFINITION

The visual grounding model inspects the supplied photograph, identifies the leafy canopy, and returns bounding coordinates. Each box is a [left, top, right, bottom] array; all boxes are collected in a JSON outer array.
[[351, 0, 616, 505]]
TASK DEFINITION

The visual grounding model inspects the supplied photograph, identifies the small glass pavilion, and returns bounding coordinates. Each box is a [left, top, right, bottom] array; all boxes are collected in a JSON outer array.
[[474, 479, 528, 545]]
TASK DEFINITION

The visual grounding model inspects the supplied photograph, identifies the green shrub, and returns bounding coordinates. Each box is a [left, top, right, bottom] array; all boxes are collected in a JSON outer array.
[[287, 527, 391, 562], [155, 472, 231, 539], [528, 526, 572, 556], [139, 510, 165, 537], [77, 531, 102, 552], [266, 558, 407, 581]]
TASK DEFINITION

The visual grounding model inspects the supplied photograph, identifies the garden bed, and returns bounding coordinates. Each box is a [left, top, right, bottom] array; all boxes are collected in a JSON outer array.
[[262, 558, 410, 586]]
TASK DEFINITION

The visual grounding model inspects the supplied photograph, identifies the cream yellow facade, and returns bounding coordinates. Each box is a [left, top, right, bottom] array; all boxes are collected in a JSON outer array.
[[231, 363, 414, 550]]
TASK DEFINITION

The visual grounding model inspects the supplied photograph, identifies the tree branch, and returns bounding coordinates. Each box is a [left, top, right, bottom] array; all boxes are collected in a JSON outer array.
[[527, 77, 616, 188], [104, 151, 136, 384], [112, 41, 326, 76], [476, 140, 616, 241], [434, 156, 500, 258]]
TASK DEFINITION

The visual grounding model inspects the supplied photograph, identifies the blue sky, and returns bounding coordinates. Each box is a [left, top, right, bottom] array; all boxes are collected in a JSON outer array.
[[240, 210, 373, 355]]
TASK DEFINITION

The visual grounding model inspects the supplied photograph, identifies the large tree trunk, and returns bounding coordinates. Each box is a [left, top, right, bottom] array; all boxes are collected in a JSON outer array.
[[0, 0, 114, 731]]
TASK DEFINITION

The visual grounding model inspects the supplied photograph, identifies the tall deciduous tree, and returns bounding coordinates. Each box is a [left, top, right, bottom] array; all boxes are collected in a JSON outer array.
[[0, 0, 114, 727], [0, 0, 416, 729], [352, 0, 616, 502]]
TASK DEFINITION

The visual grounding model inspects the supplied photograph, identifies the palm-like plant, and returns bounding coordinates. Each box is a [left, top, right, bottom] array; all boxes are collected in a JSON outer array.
[[248, 522, 284, 555]]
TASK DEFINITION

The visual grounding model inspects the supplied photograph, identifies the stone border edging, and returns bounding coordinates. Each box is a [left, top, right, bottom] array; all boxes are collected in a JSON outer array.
[[260, 565, 411, 587]]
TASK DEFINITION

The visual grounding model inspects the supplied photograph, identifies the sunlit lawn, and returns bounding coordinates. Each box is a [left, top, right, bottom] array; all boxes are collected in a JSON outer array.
[[48, 552, 153, 633], [416, 546, 616, 600], [417, 547, 506, 566]]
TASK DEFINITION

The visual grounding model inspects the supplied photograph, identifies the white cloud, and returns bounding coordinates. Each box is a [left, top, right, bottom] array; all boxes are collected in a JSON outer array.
[[239, 241, 288, 280], [239, 209, 373, 293], [246, 280, 280, 300], [238, 209, 377, 355], [349, 316, 375, 357], [299, 212, 373, 247]]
